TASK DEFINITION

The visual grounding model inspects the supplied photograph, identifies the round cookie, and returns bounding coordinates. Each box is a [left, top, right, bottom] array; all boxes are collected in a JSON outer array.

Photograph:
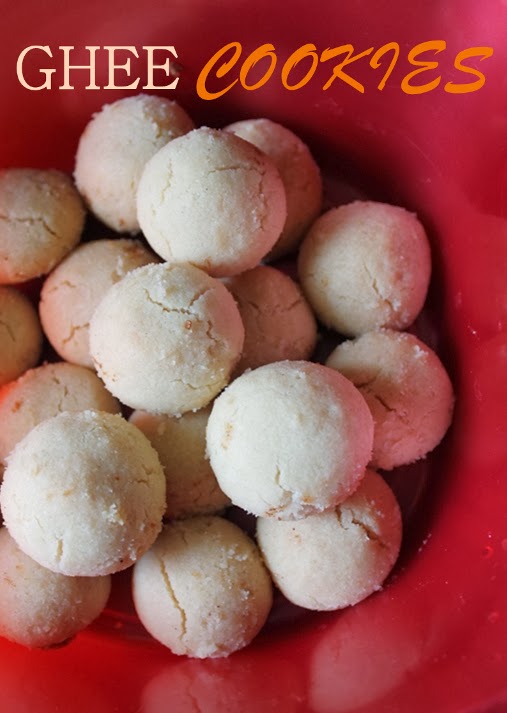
[[325, 329, 455, 470], [74, 94, 195, 233], [39, 238, 159, 368], [256, 469, 402, 610], [298, 200, 431, 336], [0, 286, 43, 387], [89, 262, 245, 414], [0, 527, 111, 649], [0, 410, 166, 576], [129, 405, 230, 520], [225, 117, 322, 260], [0, 168, 85, 284], [0, 361, 121, 475], [132, 516, 273, 658], [136, 127, 287, 277], [206, 360, 374, 520], [223, 264, 318, 374]]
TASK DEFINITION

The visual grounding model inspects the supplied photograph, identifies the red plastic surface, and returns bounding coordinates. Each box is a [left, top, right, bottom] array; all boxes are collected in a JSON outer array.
[[1, 1, 507, 711]]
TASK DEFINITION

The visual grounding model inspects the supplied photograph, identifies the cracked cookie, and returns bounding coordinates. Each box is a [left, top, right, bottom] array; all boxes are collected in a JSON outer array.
[[136, 126, 287, 277], [0, 286, 43, 387], [222, 264, 318, 374], [0, 527, 111, 649], [224, 117, 323, 260], [0, 409, 166, 576], [297, 200, 431, 336], [39, 238, 159, 368], [129, 405, 230, 520], [0, 361, 121, 477], [0, 168, 85, 284], [256, 468, 402, 610], [89, 261, 245, 414], [74, 94, 195, 234], [325, 329, 455, 470], [132, 515, 273, 658], [206, 360, 374, 520]]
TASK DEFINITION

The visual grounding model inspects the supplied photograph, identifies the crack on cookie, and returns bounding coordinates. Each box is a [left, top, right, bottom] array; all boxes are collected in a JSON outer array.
[[0, 318, 16, 342], [157, 554, 188, 642]]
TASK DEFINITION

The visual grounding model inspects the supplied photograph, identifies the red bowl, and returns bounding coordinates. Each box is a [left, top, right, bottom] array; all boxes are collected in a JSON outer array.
[[1, 1, 507, 711]]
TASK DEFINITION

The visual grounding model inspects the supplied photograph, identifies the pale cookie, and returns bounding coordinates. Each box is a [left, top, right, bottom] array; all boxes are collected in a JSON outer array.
[[74, 94, 195, 233], [326, 329, 455, 470], [89, 262, 245, 414], [223, 264, 318, 374], [0, 527, 111, 648], [0, 168, 85, 284], [0, 286, 42, 387], [132, 516, 273, 658], [256, 469, 402, 610], [0, 361, 121, 476], [298, 200, 431, 336], [39, 238, 159, 368], [0, 410, 166, 576], [206, 360, 374, 520], [136, 127, 287, 277], [225, 117, 323, 260], [130, 405, 230, 520]]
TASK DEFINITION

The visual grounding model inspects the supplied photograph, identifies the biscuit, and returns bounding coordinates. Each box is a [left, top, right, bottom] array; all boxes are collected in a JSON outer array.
[[256, 469, 402, 610], [129, 405, 230, 520], [298, 201, 431, 336], [89, 262, 245, 414], [206, 360, 374, 519], [0, 361, 121, 475], [39, 238, 159, 367], [225, 117, 322, 260], [136, 127, 287, 277], [0, 410, 166, 576], [326, 329, 455, 469], [0, 168, 85, 284], [223, 264, 318, 374], [132, 516, 273, 658], [74, 94, 195, 233], [0, 527, 111, 648], [0, 286, 42, 387]]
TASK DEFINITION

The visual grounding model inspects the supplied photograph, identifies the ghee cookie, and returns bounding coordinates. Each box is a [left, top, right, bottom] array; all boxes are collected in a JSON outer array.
[[223, 264, 317, 374], [298, 200, 431, 336], [39, 237, 159, 367], [0, 410, 166, 576], [0, 168, 85, 284], [256, 469, 402, 610], [136, 127, 287, 277], [326, 329, 455, 470], [74, 94, 195, 233], [0, 527, 111, 648], [132, 516, 273, 658], [130, 405, 230, 520], [89, 262, 244, 414], [206, 360, 374, 520], [0, 361, 120, 475], [225, 117, 322, 260], [0, 286, 42, 386]]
